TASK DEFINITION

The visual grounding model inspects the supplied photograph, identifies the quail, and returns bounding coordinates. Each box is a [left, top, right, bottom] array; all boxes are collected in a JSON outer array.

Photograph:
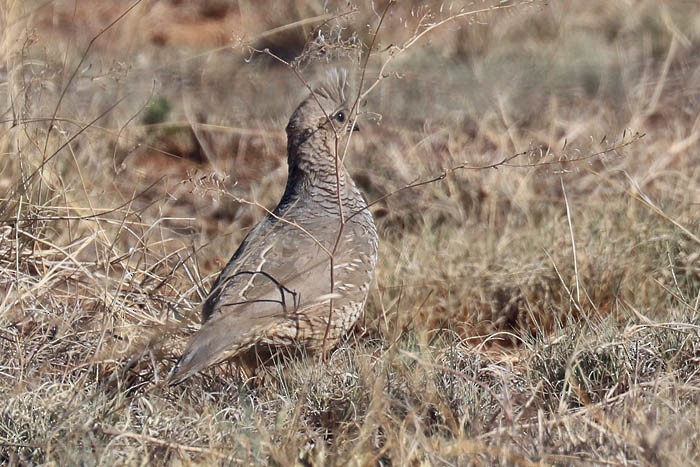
[[169, 69, 378, 385]]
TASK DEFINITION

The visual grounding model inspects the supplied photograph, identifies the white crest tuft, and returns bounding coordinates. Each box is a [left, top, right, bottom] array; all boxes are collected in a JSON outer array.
[[313, 68, 349, 106]]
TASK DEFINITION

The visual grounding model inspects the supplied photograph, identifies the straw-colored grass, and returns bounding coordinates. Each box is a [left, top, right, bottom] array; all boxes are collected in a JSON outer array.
[[1, 0, 699, 464]]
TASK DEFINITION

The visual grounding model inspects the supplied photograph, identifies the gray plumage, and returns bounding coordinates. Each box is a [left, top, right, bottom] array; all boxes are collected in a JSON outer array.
[[169, 70, 378, 385]]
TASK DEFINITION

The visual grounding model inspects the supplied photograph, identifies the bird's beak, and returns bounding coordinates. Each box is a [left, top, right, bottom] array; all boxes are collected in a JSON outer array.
[[350, 121, 360, 132]]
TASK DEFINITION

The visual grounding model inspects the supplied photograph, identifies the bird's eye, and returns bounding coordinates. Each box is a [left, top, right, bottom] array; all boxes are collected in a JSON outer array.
[[335, 111, 345, 123]]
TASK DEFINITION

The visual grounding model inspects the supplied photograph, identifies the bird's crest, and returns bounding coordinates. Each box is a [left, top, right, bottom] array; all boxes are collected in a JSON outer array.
[[312, 68, 349, 106]]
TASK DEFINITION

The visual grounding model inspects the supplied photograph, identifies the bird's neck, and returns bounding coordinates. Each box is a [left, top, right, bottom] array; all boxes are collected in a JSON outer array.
[[286, 141, 351, 198]]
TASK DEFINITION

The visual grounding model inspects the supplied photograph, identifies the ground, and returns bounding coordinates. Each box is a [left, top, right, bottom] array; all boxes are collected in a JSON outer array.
[[1, 0, 699, 465]]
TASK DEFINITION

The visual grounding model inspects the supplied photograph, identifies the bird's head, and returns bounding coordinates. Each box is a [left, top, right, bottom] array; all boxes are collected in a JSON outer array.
[[285, 69, 359, 164]]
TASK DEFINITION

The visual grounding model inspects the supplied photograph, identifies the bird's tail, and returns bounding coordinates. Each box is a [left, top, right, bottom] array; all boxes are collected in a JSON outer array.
[[167, 315, 286, 386], [167, 340, 246, 386]]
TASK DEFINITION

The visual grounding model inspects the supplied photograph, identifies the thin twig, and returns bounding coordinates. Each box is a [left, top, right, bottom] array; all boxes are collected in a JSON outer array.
[[42, 0, 144, 154], [98, 427, 235, 459]]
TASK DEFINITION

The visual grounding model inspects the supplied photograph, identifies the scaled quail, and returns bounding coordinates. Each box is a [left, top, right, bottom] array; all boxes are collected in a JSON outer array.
[[169, 70, 378, 385]]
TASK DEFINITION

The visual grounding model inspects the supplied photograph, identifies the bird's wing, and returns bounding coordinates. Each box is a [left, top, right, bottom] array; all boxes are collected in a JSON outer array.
[[205, 215, 339, 319], [169, 216, 340, 384]]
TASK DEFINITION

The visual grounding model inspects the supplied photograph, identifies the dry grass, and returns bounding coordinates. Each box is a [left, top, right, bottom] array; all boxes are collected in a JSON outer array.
[[1, 0, 699, 465]]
